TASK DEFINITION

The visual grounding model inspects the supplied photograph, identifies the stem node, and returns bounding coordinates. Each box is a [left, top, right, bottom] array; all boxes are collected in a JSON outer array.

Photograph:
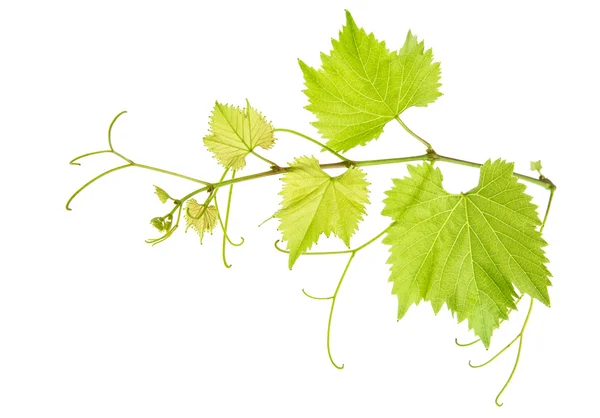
[[426, 148, 438, 158]]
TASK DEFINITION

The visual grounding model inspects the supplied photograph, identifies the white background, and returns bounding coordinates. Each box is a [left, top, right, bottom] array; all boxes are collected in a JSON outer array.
[[1, 0, 598, 416]]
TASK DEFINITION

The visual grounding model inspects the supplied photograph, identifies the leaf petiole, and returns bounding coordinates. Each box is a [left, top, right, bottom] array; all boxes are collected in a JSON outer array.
[[250, 150, 280, 169], [273, 128, 349, 162], [395, 116, 434, 151]]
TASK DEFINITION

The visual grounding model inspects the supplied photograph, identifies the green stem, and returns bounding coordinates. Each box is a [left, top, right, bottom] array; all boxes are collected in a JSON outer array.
[[68, 111, 212, 210], [174, 168, 283, 209], [353, 228, 391, 252], [222, 171, 243, 246], [146, 205, 182, 245], [132, 163, 210, 185], [250, 150, 280, 168], [274, 128, 349, 162], [433, 154, 555, 190], [70, 149, 556, 213], [213, 198, 232, 267], [214, 195, 244, 246], [66, 164, 132, 210], [495, 298, 535, 407], [326, 252, 355, 369], [70, 150, 113, 165], [185, 194, 214, 221], [186, 169, 228, 220], [465, 298, 535, 407], [105, 111, 133, 164], [301, 289, 333, 301], [330, 154, 428, 169], [274, 224, 393, 256], [540, 188, 555, 233], [469, 334, 521, 368], [258, 215, 275, 227], [294, 225, 391, 369], [395, 116, 433, 151], [455, 338, 479, 348], [67, 161, 210, 210], [108, 111, 127, 151], [214, 171, 244, 268]]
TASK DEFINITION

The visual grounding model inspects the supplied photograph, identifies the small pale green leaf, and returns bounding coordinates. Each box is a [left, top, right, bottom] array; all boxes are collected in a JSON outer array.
[[154, 185, 170, 204], [150, 217, 165, 232], [277, 156, 369, 268], [530, 160, 543, 173], [185, 199, 219, 244], [382, 160, 551, 348], [299, 11, 441, 152], [203, 100, 275, 170]]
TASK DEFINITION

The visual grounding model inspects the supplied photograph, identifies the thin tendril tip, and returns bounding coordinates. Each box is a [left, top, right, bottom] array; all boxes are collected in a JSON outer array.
[[230, 236, 244, 246], [301, 289, 333, 301], [274, 240, 289, 254], [455, 337, 480, 347], [258, 215, 275, 227]]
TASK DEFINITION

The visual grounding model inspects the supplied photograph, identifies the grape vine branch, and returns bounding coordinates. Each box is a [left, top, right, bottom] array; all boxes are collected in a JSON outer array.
[[66, 11, 556, 407]]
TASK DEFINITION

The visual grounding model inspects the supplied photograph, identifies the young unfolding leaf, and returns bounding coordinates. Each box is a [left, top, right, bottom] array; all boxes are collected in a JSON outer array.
[[149, 215, 172, 234], [150, 217, 166, 232], [530, 160, 543, 173], [203, 100, 276, 170], [277, 156, 369, 268], [382, 160, 551, 348], [299, 11, 441, 152], [154, 185, 170, 203], [184, 199, 219, 243]]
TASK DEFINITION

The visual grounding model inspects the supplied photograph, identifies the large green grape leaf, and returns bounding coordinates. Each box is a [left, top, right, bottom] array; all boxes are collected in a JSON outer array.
[[382, 160, 551, 347], [299, 10, 441, 152], [203, 100, 275, 170], [185, 199, 219, 244], [277, 156, 369, 268]]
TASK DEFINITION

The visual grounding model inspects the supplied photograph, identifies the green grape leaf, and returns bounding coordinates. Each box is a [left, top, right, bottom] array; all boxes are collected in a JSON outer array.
[[277, 156, 369, 268], [150, 217, 166, 232], [154, 185, 170, 204], [184, 199, 219, 243], [299, 10, 441, 152], [382, 160, 551, 347], [530, 160, 543, 173], [203, 100, 275, 170]]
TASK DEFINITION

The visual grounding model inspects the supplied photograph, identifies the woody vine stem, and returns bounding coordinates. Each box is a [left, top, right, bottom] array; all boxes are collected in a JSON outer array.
[[66, 10, 556, 408], [67, 114, 553, 213]]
